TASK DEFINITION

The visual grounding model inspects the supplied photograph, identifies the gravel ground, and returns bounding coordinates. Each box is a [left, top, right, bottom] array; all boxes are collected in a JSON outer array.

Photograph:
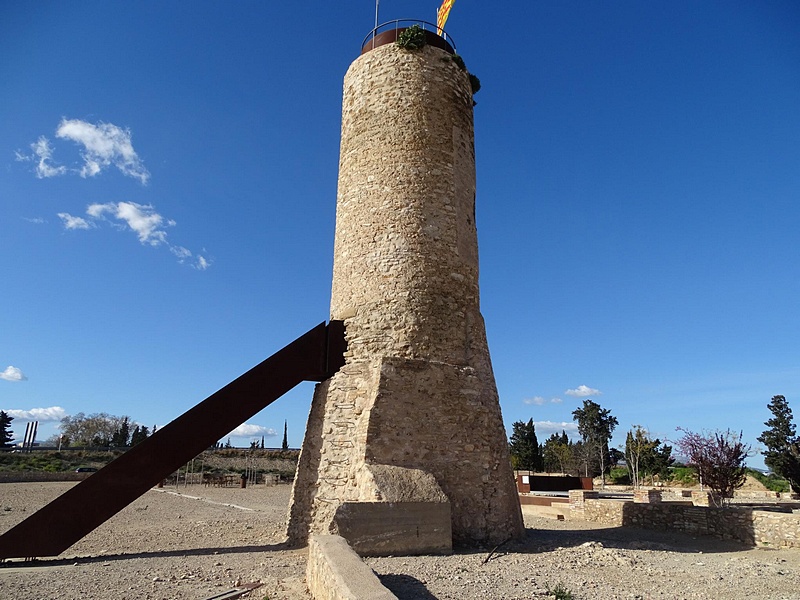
[[1, 482, 799, 600]]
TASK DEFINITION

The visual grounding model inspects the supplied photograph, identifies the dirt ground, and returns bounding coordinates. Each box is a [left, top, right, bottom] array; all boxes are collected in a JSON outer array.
[[1, 482, 799, 600]]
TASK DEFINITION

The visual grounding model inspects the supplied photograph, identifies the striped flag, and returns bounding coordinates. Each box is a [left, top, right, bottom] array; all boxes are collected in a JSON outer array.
[[437, 0, 456, 34]]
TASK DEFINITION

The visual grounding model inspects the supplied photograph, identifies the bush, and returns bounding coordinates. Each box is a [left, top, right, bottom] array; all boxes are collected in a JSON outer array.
[[670, 466, 699, 486], [609, 466, 630, 485], [396, 25, 427, 50], [468, 73, 481, 95], [747, 468, 790, 493]]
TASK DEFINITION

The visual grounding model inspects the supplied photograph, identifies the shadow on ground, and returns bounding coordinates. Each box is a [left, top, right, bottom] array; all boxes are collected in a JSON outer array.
[[379, 574, 440, 600], [490, 524, 753, 557], [0, 542, 295, 569]]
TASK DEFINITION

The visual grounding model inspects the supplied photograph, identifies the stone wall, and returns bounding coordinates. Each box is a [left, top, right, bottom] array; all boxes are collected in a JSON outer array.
[[306, 535, 397, 600], [287, 41, 523, 549], [0, 472, 90, 483], [568, 490, 800, 548]]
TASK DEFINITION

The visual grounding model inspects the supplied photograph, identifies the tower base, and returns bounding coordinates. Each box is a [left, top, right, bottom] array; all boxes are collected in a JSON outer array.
[[287, 353, 524, 552]]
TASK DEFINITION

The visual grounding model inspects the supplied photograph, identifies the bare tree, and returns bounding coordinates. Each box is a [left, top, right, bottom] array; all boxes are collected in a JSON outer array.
[[625, 426, 653, 488], [59, 412, 132, 447], [624, 426, 674, 488]]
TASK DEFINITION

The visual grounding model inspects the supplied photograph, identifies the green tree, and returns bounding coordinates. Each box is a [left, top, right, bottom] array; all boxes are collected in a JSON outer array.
[[509, 419, 542, 472], [572, 400, 618, 485], [758, 395, 800, 493], [542, 430, 573, 474], [644, 440, 675, 483], [110, 417, 130, 447], [130, 425, 150, 446], [282, 420, 289, 451], [0, 411, 14, 448]]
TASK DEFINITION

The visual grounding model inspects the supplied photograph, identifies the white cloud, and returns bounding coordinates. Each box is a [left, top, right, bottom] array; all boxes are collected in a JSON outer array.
[[171, 246, 192, 260], [532, 420, 580, 439], [57, 202, 210, 269], [195, 255, 210, 271], [88, 201, 169, 245], [170, 245, 211, 271], [228, 424, 278, 438], [4, 406, 67, 422], [523, 396, 563, 405], [0, 366, 27, 382], [23, 217, 46, 224], [15, 136, 67, 178], [565, 385, 602, 398], [55, 119, 150, 184], [57, 212, 92, 230], [524, 396, 546, 406]]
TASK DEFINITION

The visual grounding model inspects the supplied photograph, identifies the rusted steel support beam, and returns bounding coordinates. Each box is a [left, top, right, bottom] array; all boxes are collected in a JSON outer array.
[[0, 321, 346, 560]]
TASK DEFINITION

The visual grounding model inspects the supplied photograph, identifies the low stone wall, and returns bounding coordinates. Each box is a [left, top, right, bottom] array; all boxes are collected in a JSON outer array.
[[0, 472, 89, 483], [307, 535, 397, 600], [568, 490, 800, 548]]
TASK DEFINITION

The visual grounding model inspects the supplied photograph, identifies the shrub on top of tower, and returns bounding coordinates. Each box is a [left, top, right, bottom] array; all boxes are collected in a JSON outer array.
[[442, 53, 482, 97], [396, 24, 427, 50]]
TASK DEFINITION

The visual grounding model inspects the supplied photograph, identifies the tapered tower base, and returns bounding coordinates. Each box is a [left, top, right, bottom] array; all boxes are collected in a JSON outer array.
[[287, 39, 523, 553]]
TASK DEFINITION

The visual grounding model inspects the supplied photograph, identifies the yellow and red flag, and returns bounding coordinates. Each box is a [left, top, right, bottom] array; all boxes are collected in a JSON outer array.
[[437, 0, 456, 34]]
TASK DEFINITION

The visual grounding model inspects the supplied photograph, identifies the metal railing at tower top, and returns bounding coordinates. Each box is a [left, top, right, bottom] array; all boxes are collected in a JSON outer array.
[[361, 20, 456, 55]]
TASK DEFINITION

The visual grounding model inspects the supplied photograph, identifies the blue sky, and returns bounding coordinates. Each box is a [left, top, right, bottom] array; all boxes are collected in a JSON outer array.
[[2, 2, 799, 468]]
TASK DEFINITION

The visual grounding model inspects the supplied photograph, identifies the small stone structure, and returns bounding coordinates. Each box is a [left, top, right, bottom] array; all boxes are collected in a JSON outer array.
[[287, 39, 523, 552], [568, 489, 800, 548], [307, 535, 397, 600]]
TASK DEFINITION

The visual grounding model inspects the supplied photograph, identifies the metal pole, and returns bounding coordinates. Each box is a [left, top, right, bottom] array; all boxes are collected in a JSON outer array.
[[375, 0, 379, 28]]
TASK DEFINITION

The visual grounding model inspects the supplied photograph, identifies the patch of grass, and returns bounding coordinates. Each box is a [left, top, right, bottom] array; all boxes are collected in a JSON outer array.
[[546, 582, 576, 600], [669, 466, 698, 486], [0, 449, 122, 473]]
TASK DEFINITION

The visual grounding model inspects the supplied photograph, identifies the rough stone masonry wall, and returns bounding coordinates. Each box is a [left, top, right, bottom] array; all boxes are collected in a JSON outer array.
[[287, 42, 523, 547], [569, 492, 800, 548]]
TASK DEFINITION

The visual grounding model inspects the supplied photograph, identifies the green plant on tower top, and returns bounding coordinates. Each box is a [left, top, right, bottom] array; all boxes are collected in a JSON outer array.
[[396, 24, 427, 50]]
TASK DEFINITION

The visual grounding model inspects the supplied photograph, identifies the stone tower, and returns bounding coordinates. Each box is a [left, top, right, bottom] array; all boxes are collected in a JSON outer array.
[[287, 32, 523, 553]]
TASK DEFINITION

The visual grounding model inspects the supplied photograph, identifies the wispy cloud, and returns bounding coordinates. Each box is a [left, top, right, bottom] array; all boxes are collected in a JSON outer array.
[[195, 255, 210, 271], [15, 136, 67, 179], [56, 119, 150, 184], [57, 213, 92, 230], [88, 201, 170, 245], [5, 406, 66, 422], [523, 396, 563, 406], [16, 118, 149, 184], [60, 202, 210, 269], [0, 366, 27, 382], [228, 424, 278, 438], [533, 420, 580, 439], [565, 385, 602, 398]]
